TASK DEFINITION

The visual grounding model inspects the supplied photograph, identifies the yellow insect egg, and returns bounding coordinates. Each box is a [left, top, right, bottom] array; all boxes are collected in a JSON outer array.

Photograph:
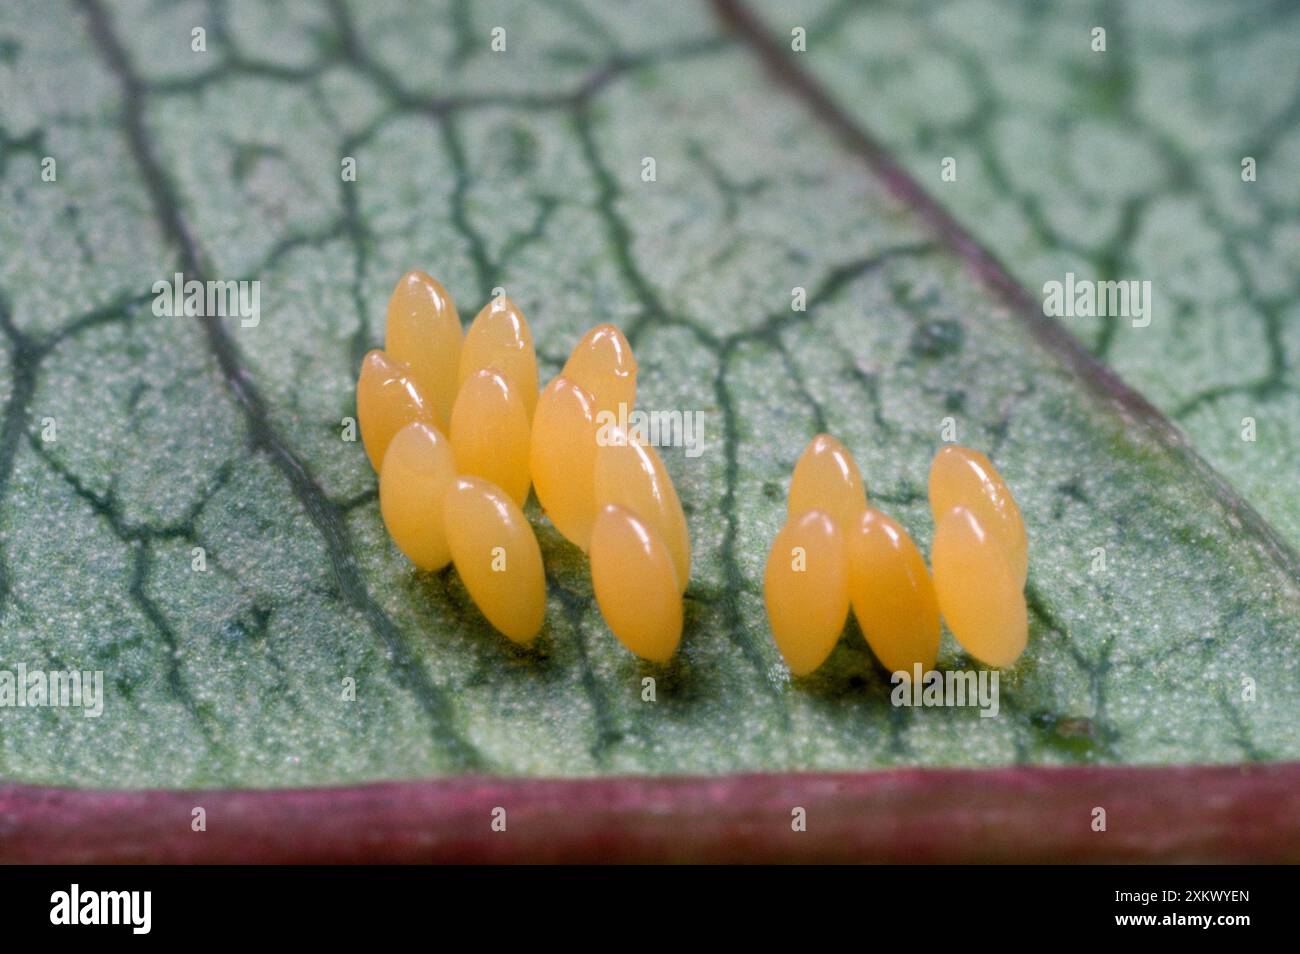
[[561, 323, 637, 418], [788, 433, 868, 532], [848, 508, 940, 675], [384, 269, 462, 432], [449, 369, 532, 507], [379, 422, 457, 571], [443, 476, 546, 645], [588, 503, 682, 663], [592, 427, 690, 593], [931, 505, 1028, 669], [459, 295, 538, 421], [530, 375, 600, 551], [928, 444, 1027, 585], [356, 349, 436, 471], [763, 510, 849, 677]]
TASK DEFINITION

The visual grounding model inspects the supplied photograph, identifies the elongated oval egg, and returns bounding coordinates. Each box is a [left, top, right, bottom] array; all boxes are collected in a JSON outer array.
[[357, 349, 436, 471], [931, 505, 1028, 668], [592, 427, 690, 592], [530, 376, 600, 550], [589, 504, 682, 663], [788, 433, 867, 531], [384, 270, 462, 431], [763, 510, 849, 677], [443, 476, 546, 645], [459, 295, 538, 420], [379, 422, 457, 570], [929, 444, 1027, 585], [848, 508, 940, 675], [561, 323, 637, 418], [449, 369, 532, 507]]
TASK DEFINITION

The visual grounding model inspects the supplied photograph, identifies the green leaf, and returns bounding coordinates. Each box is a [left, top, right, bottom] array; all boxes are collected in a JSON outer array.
[[784, 0, 1300, 547], [0, 0, 1296, 790]]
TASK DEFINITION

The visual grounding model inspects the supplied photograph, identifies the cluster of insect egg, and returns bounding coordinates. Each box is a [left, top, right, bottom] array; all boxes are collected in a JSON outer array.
[[356, 270, 689, 662], [764, 435, 1028, 677]]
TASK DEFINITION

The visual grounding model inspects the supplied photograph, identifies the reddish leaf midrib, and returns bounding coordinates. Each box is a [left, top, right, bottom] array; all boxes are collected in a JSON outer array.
[[3, 763, 1297, 863]]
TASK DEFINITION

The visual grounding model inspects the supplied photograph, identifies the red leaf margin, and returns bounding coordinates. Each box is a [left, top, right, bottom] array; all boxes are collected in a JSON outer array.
[[3, 764, 1297, 863]]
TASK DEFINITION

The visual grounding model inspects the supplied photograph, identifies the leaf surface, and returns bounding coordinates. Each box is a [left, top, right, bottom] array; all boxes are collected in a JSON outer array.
[[0, 0, 1296, 788], [781, 0, 1300, 544]]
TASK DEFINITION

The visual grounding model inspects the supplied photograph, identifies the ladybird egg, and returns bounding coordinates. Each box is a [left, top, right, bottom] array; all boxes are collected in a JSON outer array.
[[592, 427, 690, 593], [530, 375, 600, 550], [589, 503, 682, 663], [357, 349, 436, 471], [931, 505, 1028, 668], [763, 510, 849, 677], [788, 433, 867, 531], [459, 295, 538, 421], [449, 369, 532, 507], [929, 444, 1027, 585], [561, 323, 637, 418], [443, 476, 546, 645], [848, 508, 940, 675], [379, 421, 457, 571], [384, 270, 462, 432]]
